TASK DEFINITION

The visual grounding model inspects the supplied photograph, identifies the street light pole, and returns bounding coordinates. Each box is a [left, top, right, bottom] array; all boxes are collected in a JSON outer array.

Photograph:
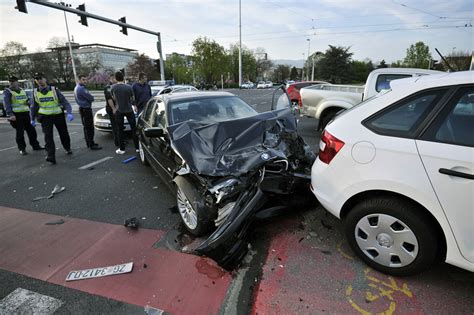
[[59, 2, 77, 83], [238, 0, 242, 87], [306, 38, 310, 81], [301, 53, 305, 81]]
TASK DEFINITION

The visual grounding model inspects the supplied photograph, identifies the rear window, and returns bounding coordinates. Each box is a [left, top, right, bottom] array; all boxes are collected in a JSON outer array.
[[364, 89, 447, 138], [375, 74, 412, 92], [169, 96, 257, 125]]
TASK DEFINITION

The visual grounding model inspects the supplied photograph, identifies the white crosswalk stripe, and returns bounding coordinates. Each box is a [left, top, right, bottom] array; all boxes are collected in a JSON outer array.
[[0, 288, 64, 314]]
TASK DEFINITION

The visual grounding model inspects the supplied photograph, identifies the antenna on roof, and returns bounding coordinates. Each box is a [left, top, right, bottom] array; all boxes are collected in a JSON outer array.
[[435, 48, 455, 72]]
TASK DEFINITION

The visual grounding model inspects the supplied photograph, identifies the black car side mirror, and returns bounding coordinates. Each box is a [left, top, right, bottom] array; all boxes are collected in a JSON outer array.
[[144, 127, 164, 138]]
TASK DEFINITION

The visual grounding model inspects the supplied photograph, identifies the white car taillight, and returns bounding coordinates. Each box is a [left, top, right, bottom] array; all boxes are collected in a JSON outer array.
[[318, 130, 344, 164]]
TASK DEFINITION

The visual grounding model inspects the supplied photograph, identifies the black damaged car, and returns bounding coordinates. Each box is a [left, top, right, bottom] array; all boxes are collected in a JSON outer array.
[[136, 89, 315, 269]]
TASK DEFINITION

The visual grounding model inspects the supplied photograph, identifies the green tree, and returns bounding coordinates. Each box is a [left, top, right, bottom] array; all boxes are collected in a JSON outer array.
[[377, 59, 388, 68], [165, 53, 192, 83], [289, 66, 298, 80], [127, 53, 155, 80], [390, 60, 404, 68], [228, 44, 257, 83], [351, 60, 374, 83], [0, 41, 28, 78], [316, 45, 353, 83], [191, 37, 228, 84], [403, 41, 431, 69], [271, 64, 290, 82]]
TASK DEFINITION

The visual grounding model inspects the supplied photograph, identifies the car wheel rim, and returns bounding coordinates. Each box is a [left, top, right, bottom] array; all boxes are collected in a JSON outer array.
[[354, 213, 418, 268], [177, 188, 198, 230], [139, 141, 145, 162]]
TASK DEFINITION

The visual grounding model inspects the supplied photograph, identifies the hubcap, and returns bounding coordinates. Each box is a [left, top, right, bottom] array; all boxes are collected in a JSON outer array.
[[139, 141, 145, 162], [176, 188, 198, 230], [354, 213, 418, 268]]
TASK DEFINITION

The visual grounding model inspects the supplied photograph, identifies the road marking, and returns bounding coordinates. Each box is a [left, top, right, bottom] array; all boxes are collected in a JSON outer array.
[[0, 288, 64, 314], [78, 156, 113, 170], [260, 101, 268, 105], [0, 146, 16, 152]]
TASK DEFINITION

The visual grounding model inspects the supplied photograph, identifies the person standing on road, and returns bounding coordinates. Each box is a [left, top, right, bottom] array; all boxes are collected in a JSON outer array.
[[3, 75, 44, 155], [104, 73, 119, 149], [30, 72, 74, 164], [111, 71, 138, 155], [132, 72, 151, 113], [74, 74, 101, 150]]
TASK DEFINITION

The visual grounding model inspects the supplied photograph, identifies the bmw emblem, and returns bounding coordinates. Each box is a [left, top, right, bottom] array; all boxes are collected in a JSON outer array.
[[261, 153, 270, 161]]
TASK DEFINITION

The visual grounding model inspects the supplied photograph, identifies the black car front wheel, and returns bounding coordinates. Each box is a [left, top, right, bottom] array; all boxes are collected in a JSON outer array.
[[344, 197, 438, 276], [138, 141, 149, 166], [176, 186, 214, 236]]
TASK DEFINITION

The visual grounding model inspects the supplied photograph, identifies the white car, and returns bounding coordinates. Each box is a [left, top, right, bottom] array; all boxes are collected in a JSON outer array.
[[94, 107, 134, 132], [95, 85, 198, 132], [311, 71, 473, 276], [257, 81, 266, 89], [265, 81, 273, 88]]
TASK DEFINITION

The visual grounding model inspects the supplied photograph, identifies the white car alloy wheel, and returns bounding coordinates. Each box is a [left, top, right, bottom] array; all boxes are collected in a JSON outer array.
[[176, 187, 198, 230], [354, 213, 419, 268]]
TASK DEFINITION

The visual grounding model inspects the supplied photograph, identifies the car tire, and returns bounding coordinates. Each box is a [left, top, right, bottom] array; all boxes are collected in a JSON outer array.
[[138, 141, 149, 166], [176, 186, 213, 236], [344, 197, 438, 276]]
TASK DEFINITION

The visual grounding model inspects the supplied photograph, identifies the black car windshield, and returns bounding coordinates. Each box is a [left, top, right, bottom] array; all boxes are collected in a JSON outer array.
[[169, 96, 258, 125]]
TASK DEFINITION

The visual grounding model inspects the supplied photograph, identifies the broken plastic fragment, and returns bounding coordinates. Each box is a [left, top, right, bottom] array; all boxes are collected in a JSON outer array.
[[45, 219, 65, 225], [122, 156, 137, 164], [124, 217, 139, 229], [51, 185, 66, 195]]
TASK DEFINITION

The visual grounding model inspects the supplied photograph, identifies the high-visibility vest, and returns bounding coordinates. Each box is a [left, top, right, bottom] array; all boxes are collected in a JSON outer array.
[[6, 88, 29, 113], [34, 87, 62, 115]]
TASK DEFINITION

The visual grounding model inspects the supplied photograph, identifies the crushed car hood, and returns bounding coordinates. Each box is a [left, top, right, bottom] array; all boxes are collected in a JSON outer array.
[[168, 108, 312, 177]]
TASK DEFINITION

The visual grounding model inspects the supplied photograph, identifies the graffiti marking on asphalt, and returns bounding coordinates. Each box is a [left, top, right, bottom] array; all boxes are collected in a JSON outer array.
[[346, 268, 413, 315]]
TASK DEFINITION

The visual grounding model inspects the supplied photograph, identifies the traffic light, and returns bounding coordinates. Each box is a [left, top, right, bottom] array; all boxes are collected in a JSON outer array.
[[15, 0, 28, 13], [76, 4, 88, 26], [119, 17, 128, 35], [154, 59, 161, 72]]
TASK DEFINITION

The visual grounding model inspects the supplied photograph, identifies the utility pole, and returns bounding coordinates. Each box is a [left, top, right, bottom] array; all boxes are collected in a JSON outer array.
[[311, 55, 315, 81], [306, 38, 310, 81], [301, 53, 305, 81], [238, 0, 242, 87], [58, 2, 77, 83]]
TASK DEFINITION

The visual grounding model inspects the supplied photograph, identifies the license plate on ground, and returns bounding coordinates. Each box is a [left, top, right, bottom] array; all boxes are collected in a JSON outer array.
[[65, 262, 133, 281]]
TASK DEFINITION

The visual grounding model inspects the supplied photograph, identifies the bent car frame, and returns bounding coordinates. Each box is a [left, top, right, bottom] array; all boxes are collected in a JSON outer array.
[[137, 90, 315, 269]]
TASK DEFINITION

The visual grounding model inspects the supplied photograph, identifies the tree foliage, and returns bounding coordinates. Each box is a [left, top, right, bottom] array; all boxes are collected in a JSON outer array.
[[228, 44, 257, 82], [351, 60, 374, 83], [192, 37, 228, 84], [0, 41, 28, 79], [165, 53, 193, 83], [127, 53, 156, 79], [403, 41, 431, 69], [316, 45, 353, 83], [271, 64, 290, 82], [289, 66, 298, 80]]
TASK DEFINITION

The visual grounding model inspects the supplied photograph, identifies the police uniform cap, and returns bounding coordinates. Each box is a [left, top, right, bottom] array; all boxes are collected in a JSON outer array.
[[8, 75, 19, 82], [34, 72, 45, 80]]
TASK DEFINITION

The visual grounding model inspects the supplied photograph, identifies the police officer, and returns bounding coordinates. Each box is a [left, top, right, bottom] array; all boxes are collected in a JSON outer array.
[[30, 72, 74, 164], [3, 75, 44, 155]]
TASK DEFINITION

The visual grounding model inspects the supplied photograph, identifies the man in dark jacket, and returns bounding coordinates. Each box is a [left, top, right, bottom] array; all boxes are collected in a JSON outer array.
[[3, 75, 43, 155], [111, 71, 138, 155], [74, 74, 101, 150], [132, 72, 151, 113], [104, 73, 119, 148]]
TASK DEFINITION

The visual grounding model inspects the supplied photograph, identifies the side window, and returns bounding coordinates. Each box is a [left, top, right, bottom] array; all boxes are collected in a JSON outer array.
[[143, 99, 156, 125], [364, 89, 446, 138], [421, 86, 474, 147], [152, 99, 166, 129], [375, 74, 412, 92]]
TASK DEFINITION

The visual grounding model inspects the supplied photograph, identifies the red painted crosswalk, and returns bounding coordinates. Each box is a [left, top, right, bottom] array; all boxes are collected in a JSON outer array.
[[0, 206, 231, 314]]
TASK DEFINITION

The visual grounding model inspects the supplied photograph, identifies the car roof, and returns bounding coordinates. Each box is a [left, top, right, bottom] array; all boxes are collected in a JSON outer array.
[[390, 70, 473, 92], [370, 67, 442, 75], [158, 91, 235, 102]]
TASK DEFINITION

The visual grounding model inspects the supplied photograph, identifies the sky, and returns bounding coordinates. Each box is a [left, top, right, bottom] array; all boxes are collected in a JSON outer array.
[[0, 0, 473, 64]]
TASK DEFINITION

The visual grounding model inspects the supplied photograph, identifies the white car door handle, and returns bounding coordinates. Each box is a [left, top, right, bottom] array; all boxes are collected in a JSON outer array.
[[439, 168, 474, 180]]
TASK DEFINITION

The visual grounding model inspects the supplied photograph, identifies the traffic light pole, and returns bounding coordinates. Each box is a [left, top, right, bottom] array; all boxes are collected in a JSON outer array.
[[63, 9, 78, 82], [24, 0, 165, 80]]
